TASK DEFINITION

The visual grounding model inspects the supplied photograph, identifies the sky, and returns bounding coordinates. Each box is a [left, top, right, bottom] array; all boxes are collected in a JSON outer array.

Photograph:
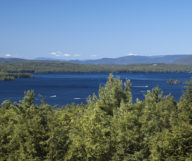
[[1, 0, 192, 60]]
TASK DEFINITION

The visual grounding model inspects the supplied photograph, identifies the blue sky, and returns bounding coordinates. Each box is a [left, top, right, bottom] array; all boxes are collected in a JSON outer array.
[[1, 0, 192, 59]]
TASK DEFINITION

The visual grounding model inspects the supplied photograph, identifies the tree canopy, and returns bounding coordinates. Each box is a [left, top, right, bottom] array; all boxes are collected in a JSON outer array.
[[0, 75, 192, 160]]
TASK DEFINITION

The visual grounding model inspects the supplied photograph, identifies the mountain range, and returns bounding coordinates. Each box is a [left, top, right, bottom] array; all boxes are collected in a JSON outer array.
[[67, 55, 191, 65], [1, 55, 192, 65]]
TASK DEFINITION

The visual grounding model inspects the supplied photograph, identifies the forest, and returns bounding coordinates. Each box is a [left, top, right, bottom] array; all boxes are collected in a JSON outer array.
[[0, 61, 192, 73], [1, 62, 192, 81], [0, 74, 192, 160], [0, 72, 34, 81]]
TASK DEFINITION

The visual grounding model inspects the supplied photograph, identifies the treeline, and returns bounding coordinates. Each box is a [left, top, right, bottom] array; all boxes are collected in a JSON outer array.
[[1, 74, 192, 160], [0, 61, 192, 73], [0, 72, 34, 81]]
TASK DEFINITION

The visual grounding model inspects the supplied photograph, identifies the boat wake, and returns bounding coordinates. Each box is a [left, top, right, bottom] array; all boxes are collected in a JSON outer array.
[[50, 95, 56, 98], [74, 97, 86, 100], [74, 98, 81, 100], [133, 85, 148, 88]]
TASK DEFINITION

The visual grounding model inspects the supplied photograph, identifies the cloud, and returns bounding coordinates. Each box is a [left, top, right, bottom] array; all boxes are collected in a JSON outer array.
[[49, 51, 61, 57], [127, 53, 137, 56], [5, 53, 12, 57], [49, 51, 71, 57], [63, 53, 70, 57]]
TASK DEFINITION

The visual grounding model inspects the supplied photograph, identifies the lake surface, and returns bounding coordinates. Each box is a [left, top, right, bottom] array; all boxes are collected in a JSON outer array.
[[0, 72, 191, 106]]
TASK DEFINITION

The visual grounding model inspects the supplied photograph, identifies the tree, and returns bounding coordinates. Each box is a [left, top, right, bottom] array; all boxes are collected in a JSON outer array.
[[96, 74, 132, 115]]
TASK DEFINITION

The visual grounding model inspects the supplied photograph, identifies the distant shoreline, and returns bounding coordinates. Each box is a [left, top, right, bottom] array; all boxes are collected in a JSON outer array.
[[0, 61, 192, 75]]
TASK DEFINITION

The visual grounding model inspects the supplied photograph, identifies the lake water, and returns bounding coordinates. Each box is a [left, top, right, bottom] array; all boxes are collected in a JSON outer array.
[[0, 72, 191, 106]]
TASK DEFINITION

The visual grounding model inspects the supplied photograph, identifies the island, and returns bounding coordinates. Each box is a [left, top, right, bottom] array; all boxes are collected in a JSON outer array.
[[167, 79, 181, 84], [0, 72, 34, 81]]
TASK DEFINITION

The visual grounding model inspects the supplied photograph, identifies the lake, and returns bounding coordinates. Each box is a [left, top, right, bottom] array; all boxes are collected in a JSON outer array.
[[0, 72, 191, 106]]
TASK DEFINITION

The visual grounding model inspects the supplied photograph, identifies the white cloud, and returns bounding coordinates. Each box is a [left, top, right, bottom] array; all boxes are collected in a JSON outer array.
[[5, 53, 12, 57], [127, 53, 136, 56], [63, 53, 70, 57], [49, 51, 71, 57], [49, 51, 61, 57]]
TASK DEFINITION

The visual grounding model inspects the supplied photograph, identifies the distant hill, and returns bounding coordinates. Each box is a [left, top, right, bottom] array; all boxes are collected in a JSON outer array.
[[68, 55, 191, 65], [0, 58, 29, 63], [173, 55, 192, 64], [1, 55, 192, 65]]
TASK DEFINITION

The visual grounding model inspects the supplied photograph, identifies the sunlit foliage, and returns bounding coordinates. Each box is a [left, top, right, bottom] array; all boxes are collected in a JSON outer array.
[[0, 75, 192, 160]]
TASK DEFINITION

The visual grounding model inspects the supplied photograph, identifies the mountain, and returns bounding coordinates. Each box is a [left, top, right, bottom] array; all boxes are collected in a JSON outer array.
[[67, 55, 191, 65], [0, 58, 29, 63], [173, 55, 192, 64], [1, 55, 192, 65], [34, 57, 61, 61]]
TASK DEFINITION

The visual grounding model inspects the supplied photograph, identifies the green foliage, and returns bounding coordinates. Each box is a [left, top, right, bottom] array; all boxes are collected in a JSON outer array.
[[0, 72, 33, 81], [1, 61, 192, 74], [0, 74, 192, 160], [95, 74, 132, 115], [167, 78, 181, 84]]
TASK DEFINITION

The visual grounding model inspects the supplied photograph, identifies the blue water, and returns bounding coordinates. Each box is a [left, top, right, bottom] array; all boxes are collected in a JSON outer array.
[[0, 72, 191, 106]]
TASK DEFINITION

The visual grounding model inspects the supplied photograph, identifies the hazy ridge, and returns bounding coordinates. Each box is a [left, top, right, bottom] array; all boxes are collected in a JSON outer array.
[[1, 54, 192, 65]]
